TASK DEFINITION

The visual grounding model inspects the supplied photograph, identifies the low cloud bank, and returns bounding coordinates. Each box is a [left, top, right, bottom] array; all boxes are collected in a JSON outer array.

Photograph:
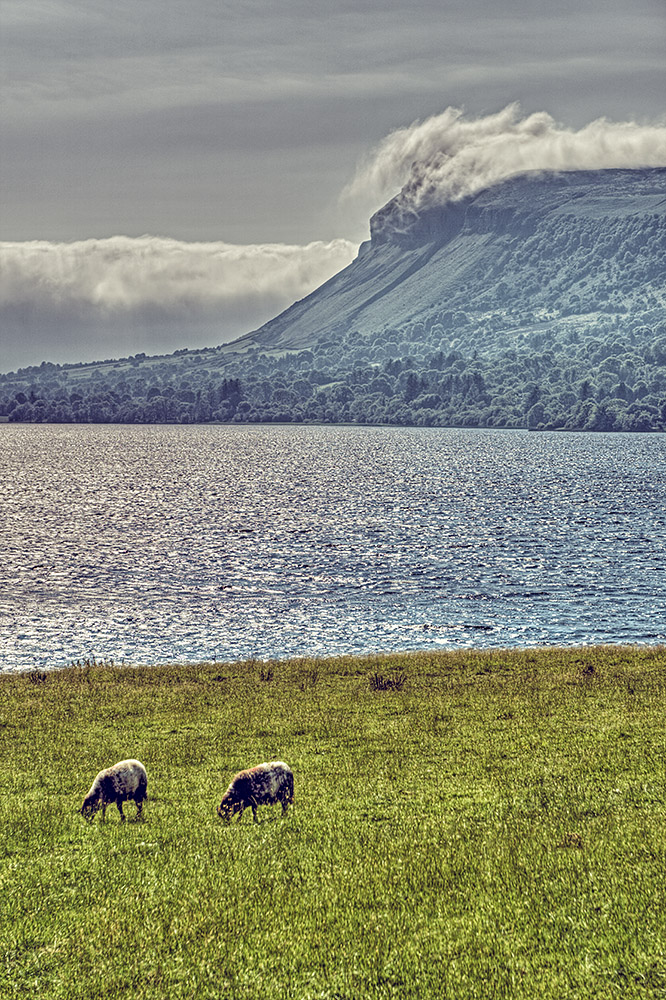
[[0, 236, 358, 370], [342, 104, 666, 219]]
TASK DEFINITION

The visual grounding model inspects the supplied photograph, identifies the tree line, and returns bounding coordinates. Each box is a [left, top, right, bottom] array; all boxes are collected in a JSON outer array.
[[2, 314, 665, 432]]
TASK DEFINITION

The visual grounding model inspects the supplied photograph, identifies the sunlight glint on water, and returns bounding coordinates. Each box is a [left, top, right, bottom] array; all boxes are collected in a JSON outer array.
[[1, 423, 665, 671]]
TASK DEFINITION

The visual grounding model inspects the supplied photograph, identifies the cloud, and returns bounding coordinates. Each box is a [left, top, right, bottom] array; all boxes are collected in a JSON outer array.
[[341, 104, 666, 220], [0, 236, 358, 370]]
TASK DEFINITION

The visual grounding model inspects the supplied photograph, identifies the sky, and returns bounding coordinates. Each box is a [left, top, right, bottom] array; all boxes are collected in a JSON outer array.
[[1, 0, 665, 371]]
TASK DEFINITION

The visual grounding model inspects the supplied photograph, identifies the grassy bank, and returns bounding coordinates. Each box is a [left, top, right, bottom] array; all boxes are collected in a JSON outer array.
[[1, 646, 665, 999]]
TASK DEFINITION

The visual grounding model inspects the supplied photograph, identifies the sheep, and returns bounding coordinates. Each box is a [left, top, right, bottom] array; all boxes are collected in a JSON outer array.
[[217, 760, 294, 823], [80, 759, 147, 823]]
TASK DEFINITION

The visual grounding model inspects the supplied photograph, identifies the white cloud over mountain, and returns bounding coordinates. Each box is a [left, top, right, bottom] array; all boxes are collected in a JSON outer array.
[[342, 104, 666, 220]]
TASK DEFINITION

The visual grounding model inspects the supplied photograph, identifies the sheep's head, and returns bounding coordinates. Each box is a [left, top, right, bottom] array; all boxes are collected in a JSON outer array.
[[217, 795, 239, 823], [80, 792, 99, 821]]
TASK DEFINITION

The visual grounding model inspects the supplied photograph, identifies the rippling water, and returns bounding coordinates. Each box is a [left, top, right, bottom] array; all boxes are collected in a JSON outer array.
[[1, 423, 665, 671]]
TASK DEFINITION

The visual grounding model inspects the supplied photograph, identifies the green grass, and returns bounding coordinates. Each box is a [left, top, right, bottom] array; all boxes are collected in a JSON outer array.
[[1, 646, 665, 999]]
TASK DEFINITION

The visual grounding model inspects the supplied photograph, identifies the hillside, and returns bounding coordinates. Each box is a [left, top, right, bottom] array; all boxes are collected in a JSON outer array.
[[2, 168, 666, 431], [228, 168, 666, 356]]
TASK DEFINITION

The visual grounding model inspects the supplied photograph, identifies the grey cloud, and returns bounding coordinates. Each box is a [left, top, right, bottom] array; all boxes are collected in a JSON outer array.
[[4, 3, 663, 127]]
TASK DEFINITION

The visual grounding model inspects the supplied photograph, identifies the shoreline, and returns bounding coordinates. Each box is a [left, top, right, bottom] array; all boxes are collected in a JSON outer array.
[[3, 640, 664, 680]]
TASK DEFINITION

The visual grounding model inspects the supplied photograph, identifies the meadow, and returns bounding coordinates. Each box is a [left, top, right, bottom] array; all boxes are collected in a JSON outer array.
[[1, 645, 665, 999]]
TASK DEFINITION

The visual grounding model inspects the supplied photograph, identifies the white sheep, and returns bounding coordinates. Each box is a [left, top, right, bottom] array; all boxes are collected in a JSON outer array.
[[80, 759, 148, 822]]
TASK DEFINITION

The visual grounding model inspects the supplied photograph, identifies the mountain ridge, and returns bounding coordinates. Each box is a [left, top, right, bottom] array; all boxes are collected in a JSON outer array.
[[225, 167, 666, 354]]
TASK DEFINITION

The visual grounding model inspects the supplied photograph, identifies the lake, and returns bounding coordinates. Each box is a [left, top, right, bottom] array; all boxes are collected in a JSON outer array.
[[1, 423, 664, 672]]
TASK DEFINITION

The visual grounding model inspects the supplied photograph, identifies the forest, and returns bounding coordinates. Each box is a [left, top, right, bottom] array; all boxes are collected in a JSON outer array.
[[1, 310, 665, 432]]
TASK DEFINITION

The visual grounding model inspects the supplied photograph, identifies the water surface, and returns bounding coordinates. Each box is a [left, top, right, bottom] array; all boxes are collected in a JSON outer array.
[[1, 424, 664, 671]]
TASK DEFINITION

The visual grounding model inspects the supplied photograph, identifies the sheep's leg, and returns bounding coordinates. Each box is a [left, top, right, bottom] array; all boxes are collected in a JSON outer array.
[[236, 805, 245, 822], [101, 803, 107, 823], [251, 799, 259, 823], [117, 800, 125, 822], [281, 799, 289, 815], [135, 798, 143, 820]]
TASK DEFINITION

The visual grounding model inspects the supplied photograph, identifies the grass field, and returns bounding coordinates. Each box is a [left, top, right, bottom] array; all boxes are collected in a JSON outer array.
[[1, 646, 665, 999]]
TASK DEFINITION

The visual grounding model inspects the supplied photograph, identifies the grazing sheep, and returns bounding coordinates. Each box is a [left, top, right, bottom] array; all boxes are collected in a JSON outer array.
[[217, 760, 294, 823], [80, 759, 147, 823]]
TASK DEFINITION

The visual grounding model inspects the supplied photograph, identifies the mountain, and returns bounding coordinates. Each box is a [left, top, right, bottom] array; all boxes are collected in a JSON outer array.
[[2, 167, 666, 430], [226, 167, 666, 356]]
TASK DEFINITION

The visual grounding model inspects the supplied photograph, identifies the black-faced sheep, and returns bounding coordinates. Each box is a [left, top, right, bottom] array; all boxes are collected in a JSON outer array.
[[80, 759, 147, 822], [217, 760, 294, 823]]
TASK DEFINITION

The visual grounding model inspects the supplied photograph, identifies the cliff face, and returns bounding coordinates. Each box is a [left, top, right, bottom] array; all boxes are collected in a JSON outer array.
[[227, 168, 666, 354], [369, 168, 666, 247]]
